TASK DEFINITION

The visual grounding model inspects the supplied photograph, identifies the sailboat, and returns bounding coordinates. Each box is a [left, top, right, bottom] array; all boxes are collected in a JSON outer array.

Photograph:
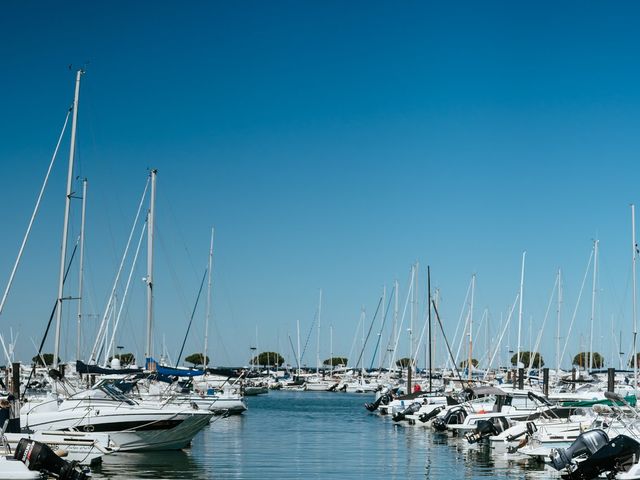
[[14, 72, 214, 452]]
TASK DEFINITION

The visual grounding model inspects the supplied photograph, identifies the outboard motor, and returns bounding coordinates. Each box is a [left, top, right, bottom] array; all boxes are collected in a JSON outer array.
[[392, 401, 421, 422], [419, 405, 444, 423], [549, 429, 609, 471], [566, 434, 640, 480], [506, 422, 536, 454], [465, 417, 510, 444], [364, 388, 393, 412], [14, 438, 89, 480], [432, 406, 467, 432]]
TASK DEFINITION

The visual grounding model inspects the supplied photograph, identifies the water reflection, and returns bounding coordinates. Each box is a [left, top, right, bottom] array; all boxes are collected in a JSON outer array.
[[93, 449, 209, 479], [87, 392, 565, 479]]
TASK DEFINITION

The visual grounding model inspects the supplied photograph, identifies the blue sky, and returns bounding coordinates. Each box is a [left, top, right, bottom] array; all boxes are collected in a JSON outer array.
[[1, 1, 640, 369]]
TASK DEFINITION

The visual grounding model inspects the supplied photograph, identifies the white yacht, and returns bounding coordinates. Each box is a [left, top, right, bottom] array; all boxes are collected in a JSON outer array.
[[20, 384, 214, 452]]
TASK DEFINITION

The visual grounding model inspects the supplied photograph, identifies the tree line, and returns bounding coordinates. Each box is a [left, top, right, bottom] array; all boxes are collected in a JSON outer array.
[[27, 349, 624, 369]]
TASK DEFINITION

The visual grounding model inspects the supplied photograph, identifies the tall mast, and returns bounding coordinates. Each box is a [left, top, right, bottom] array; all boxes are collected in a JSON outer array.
[[330, 324, 333, 376], [632, 204, 637, 388], [589, 239, 599, 371], [145, 169, 157, 362], [556, 268, 562, 380], [361, 306, 366, 372], [203, 227, 214, 368], [428, 265, 432, 392], [316, 289, 322, 374], [516, 251, 526, 369], [54, 69, 83, 368], [390, 279, 399, 371], [468, 273, 475, 381], [76, 178, 87, 360], [296, 319, 301, 376], [409, 264, 415, 380]]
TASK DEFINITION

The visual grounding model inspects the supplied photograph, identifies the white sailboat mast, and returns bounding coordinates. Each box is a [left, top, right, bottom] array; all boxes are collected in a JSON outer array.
[[76, 178, 87, 360], [556, 268, 562, 379], [516, 251, 526, 368], [316, 289, 322, 374], [468, 274, 475, 380], [54, 69, 83, 368], [589, 239, 599, 371], [632, 204, 637, 388], [204, 227, 214, 368], [389, 279, 398, 371], [409, 264, 415, 374], [296, 319, 301, 376], [329, 324, 333, 375], [145, 169, 157, 361]]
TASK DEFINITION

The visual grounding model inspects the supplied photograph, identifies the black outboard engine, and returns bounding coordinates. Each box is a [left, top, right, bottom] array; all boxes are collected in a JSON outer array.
[[465, 417, 510, 444], [566, 434, 640, 480], [506, 422, 537, 454], [14, 438, 89, 480], [419, 405, 444, 423], [549, 429, 609, 471], [364, 388, 393, 412], [432, 406, 467, 432], [392, 402, 421, 422]]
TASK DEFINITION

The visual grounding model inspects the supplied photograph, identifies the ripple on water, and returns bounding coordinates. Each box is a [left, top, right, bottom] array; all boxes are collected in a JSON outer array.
[[89, 392, 564, 479]]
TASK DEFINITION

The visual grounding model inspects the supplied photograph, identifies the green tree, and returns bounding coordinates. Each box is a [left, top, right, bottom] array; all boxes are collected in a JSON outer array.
[[396, 357, 413, 368], [572, 351, 604, 369], [323, 357, 348, 367], [32, 353, 59, 366], [250, 351, 284, 367], [510, 351, 545, 368], [108, 353, 135, 366], [459, 359, 479, 368], [184, 353, 209, 366]]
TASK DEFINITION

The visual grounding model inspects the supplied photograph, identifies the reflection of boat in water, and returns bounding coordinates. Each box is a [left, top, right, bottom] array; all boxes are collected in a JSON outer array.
[[96, 449, 208, 479]]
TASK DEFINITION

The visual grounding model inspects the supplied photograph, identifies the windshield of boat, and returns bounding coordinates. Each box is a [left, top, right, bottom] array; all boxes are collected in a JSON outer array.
[[99, 383, 136, 405]]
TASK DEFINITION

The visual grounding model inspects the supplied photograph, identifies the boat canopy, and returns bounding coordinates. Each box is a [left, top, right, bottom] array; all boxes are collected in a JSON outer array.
[[146, 357, 204, 377], [76, 360, 142, 375]]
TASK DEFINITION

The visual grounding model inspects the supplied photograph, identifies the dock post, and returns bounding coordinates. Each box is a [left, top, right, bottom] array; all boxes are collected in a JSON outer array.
[[543, 367, 549, 396], [572, 368, 576, 391], [9, 362, 20, 432], [607, 368, 615, 393], [518, 367, 524, 389]]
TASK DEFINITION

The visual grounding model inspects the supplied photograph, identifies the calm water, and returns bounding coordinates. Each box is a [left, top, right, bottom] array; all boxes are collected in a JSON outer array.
[[90, 391, 561, 479]]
